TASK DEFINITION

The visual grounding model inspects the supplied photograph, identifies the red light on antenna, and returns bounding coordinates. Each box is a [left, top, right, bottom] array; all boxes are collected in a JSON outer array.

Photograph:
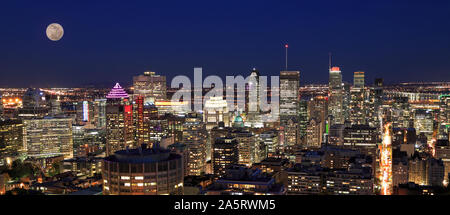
[[285, 44, 288, 48]]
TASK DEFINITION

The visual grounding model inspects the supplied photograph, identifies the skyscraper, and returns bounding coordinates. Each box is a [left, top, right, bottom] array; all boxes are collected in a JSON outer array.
[[106, 83, 134, 156], [133, 71, 167, 104], [353, 71, 365, 89], [328, 67, 344, 125], [183, 113, 207, 176], [280, 71, 300, 159], [23, 116, 73, 159], [213, 136, 239, 179], [280, 71, 300, 125], [203, 96, 230, 130], [134, 95, 158, 146], [350, 71, 366, 125], [0, 119, 24, 159]]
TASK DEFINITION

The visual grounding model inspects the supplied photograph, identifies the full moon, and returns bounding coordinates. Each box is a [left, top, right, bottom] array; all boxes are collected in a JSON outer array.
[[46, 23, 64, 41]]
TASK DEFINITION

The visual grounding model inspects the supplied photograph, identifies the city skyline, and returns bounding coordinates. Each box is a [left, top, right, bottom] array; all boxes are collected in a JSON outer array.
[[1, 0, 450, 87], [2, 1, 450, 198]]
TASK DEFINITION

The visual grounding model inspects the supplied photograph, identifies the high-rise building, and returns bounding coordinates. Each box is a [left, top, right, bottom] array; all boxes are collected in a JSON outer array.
[[246, 68, 260, 114], [105, 83, 134, 156], [75, 101, 94, 126], [350, 71, 366, 125], [23, 116, 73, 159], [306, 118, 323, 148], [343, 125, 378, 157], [328, 67, 344, 125], [102, 144, 184, 195], [298, 100, 308, 143], [203, 96, 230, 130], [260, 130, 279, 158], [232, 129, 256, 167], [367, 78, 383, 128], [283, 117, 300, 161], [93, 99, 107, 129], [0, 119, 24, 160], [133, 71, 167, 104], [19, 88, 48, 119], [72, 125, 85, 157], [134, 95, 158, 146], [353, 71, 365, 89], [212, 137, 238, 179], [414, 109, 434, 138], [435, 140, 450, 184], [210, 123, 233, 160], [183, 113, 207, 176], [408, 156, 445, 187], [280, 71, 300, 125]]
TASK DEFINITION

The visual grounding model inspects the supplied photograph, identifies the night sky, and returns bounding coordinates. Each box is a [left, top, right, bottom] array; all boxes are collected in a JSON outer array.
[[1, 0, 450, 87]]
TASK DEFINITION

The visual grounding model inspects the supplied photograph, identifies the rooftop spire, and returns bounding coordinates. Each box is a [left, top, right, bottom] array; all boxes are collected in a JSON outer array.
[[106, 83, 129, 99]]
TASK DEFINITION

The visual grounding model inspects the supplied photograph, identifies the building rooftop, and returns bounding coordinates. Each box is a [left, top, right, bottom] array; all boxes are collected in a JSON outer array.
[[104, 144, 181, 163]]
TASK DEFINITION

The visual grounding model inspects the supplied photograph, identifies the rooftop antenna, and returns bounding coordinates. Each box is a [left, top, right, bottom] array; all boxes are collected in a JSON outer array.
[[285, 44, 289, 70], [329, 52, 332, 70]]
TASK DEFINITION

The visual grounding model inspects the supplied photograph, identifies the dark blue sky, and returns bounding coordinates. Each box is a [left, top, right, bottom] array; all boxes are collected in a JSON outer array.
[[1, 0, 449, 87]]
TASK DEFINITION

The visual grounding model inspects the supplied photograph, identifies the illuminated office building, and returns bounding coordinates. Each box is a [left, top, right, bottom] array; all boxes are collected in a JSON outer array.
[[93, 99, 107, 129], [280, 71, 300, 125], [205, 166, 285, 195], [0, 119, 24, 160], [167, 142, 189, 177], [231, 129, 256, 167], [246, 68, 260, 114], [23, 116, 73, 159], [328, 67, 344, 125], [76, 101, 94, 126], [106, 83, 134, 156], [63, 157, 103, 177], [408, 156, 445, 187], [19, 88, 48, 119], [203, 96, 230, 130], [72, 125, 85, 157], [343, 125, 378, 157], [133, 71, 167, 104], [353, 71, 365, 89], [210, 123, 233, 160], [50, 98, 61, 115], [287, 163, 373, 195], [260, 130, 279, 158], [134, 95, 158, 146], [435, 140, 450, 184], [183, 113, 207, 176], [213, 137, 239, 179], [306, 118, 323, 148], [350, 71, 366, 125], [283, 117, 300, 161], [102, 144, 183, 195], [298, 100, 308, 143], [384, 97, 412, 129], [439, 95, 450, 126], [367, 78, 384, 128], [413, 109, 434, 138]]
